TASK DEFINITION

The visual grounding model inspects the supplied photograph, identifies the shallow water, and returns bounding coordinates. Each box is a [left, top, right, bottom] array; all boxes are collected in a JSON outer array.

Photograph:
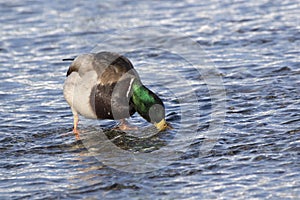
[[1, 0, 299, 199]]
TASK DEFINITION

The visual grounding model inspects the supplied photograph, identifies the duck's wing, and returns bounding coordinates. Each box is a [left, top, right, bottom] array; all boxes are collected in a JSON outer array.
[[90, 52, 139, 119], [93, 52, 139, 85]]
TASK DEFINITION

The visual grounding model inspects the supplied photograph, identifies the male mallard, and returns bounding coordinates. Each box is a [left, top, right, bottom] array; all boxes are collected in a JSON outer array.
[[63, 51, 171, 139]]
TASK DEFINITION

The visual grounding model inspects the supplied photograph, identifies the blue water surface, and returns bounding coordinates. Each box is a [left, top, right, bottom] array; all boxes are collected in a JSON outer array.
[[0, 0, 299, 199]]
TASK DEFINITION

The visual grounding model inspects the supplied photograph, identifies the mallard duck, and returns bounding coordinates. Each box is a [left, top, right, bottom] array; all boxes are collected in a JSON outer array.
[[63, 51, 171, 139]]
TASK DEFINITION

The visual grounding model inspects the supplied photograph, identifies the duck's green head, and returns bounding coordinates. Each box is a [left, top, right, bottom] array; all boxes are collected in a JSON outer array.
[[131, 80, 171, 131]]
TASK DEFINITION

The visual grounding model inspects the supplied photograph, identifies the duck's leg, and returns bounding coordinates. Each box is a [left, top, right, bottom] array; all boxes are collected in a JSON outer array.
[[116, 119, 138, 131], [73, 114, 80, 140]]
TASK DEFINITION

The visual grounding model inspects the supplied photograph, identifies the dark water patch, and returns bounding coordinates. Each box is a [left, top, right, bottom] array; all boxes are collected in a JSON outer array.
[[81, 128, 174, 153]]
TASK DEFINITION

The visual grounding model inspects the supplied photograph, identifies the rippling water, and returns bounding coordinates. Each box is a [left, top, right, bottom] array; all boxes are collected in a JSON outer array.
[[1, 0, 299, 199]]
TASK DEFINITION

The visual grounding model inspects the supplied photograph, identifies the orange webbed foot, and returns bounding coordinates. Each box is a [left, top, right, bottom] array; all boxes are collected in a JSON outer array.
[[113, 119, 138, 131]]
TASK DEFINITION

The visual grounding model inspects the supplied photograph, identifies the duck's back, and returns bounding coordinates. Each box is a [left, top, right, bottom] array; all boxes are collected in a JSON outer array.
[[92, 52, 138, 84]]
